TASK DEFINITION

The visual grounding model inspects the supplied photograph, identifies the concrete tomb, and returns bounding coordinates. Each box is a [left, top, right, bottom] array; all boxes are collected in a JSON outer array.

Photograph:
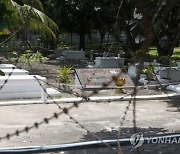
[[0, 64, 16, 69], [0, 64, 60, 100], [0, 75, 47, 100], [0, 68, 29, 76], [95, 57, 125, 68], [62, 50, 85, 60], [75, 68, 134, 91], [159, 67, 180, 81]]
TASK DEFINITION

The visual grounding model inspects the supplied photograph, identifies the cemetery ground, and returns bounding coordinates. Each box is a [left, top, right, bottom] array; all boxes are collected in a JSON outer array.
[[0, 100, 180, 153], [0, 57, 180, 153]]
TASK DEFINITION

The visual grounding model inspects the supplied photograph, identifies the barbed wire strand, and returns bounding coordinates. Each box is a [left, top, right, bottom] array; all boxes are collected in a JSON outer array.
[[0, 0, 179, 153]]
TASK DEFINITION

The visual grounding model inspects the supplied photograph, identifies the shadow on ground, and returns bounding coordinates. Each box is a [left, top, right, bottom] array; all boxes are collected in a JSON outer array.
[[55, 127, 180, 154], [166, 99, 180, 112]]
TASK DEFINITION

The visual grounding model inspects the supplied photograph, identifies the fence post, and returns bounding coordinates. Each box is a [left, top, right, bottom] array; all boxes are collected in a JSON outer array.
[[41, 77, 47, 103]]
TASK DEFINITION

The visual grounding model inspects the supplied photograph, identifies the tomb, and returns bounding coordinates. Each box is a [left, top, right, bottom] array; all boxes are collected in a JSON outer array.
[[0, 64, 16, 69], [0, 68, 29, 76], [62, 50, 85, 60], [159, 67, 180, 81], [95, 57, 125, 68], [0, 64, 61, 101], [167, 84, 180, 93], [74, 68, 134, 91], [0, 75, 47, 100]]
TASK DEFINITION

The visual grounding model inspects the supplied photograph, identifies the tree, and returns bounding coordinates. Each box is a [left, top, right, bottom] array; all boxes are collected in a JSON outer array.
[[131, 0, 180, 57], [114, 0, 140, 54], [151, 0, 180, 56], [0, 2, 13, 41], [0, 0, 59, 46], [45, 0, 120, 50], [45, 0, 94, 50]]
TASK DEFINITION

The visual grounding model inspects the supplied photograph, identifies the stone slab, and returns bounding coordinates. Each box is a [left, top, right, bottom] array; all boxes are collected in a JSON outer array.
[[159, 67, 180, 81], [0, 64, 16, 69], [0, 75, 47, 99], [0, 68, 28, 76], [0, 88, 60, 100], [75, 68, 134, 90], [95, 57, 125, 68], [62, 50, 85, 60], [166, 84, 180, 93]]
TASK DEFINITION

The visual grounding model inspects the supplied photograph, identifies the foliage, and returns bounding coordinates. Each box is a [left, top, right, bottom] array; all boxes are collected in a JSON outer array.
[[148, 47, 180, 62], [159, 56, 170, 66], [0, 0, 59, 43], [0, 2, 13, 40], [143, 65, 156, 81], [0, 70, 5, 76], [45, 0, 119, 49], [57, 66, 72, 84], [145, 0, 180, 56], [18, 50, 48, 64], [57, 42, 70, 51]]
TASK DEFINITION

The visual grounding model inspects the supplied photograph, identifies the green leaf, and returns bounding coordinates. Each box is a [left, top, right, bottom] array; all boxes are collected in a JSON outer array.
[[0, 70, 5, 76], [0, 29, 11, 35]]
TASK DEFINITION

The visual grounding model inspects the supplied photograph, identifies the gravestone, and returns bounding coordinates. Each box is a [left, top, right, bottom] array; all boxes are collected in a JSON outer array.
[[95, 57, 125, 68], [62, 50, 85, 60], [75, 68, 134, 91]]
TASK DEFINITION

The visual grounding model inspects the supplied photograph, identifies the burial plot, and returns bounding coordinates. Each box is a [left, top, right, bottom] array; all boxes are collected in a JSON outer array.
[[75, 68, 134, 92], [0, 64, 16, 69], [0, 64, 61, 100], [0, 68, 28, 76], [62, 50, 85, 60], [0, 75, 47, 100], [159, 67, 180, 81], [95, 57, 125, 68]]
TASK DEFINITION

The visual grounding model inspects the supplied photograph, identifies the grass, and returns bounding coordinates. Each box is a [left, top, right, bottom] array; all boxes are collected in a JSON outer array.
[[172, 48, 180, 61], [148, 47, 180, 62]]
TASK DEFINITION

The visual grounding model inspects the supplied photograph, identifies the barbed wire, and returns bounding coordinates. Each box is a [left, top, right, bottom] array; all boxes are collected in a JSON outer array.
[[0, 49, 179, 154], [0, 0, 179, 153]]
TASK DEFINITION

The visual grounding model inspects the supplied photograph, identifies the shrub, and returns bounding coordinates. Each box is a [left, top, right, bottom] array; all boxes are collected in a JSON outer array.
[[18, 50, 48, 64], [143, 65, 156, 81], [57, 66, 72, 84], [159, 56, 170, 66]]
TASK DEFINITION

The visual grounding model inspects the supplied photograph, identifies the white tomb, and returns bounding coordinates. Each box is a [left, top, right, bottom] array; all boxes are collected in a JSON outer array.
[[95, 57, 125, 68], [0, 64, 16, 69], [0, 64, 61, 101], [167, 84, 180, 93], [0, 68, 29, 76], [62, 50, 85, 60], [0, 75, 47, 100]]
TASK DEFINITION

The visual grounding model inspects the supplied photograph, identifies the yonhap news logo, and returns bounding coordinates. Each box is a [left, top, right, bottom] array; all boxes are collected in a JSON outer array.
[[130, 132, 144, 148], [130, 132, 180, 148]]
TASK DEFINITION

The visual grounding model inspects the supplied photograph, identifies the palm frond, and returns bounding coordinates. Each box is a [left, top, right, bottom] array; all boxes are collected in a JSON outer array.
[[28, 18, 57, 41], [1, 0, 59, 41], [21, 4, 59, 32]]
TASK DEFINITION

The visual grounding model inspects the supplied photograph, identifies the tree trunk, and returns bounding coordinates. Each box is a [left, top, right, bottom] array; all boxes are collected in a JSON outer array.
[[99, 31, 105, 46], [79, 32, 85, 50], [157, 45, 174, 57], [125, 28, 136, 52], [156, 36, 174, 57]]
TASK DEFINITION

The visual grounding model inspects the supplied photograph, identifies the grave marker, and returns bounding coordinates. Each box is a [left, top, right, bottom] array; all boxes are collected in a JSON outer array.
[[75, 68, 134, 91]]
